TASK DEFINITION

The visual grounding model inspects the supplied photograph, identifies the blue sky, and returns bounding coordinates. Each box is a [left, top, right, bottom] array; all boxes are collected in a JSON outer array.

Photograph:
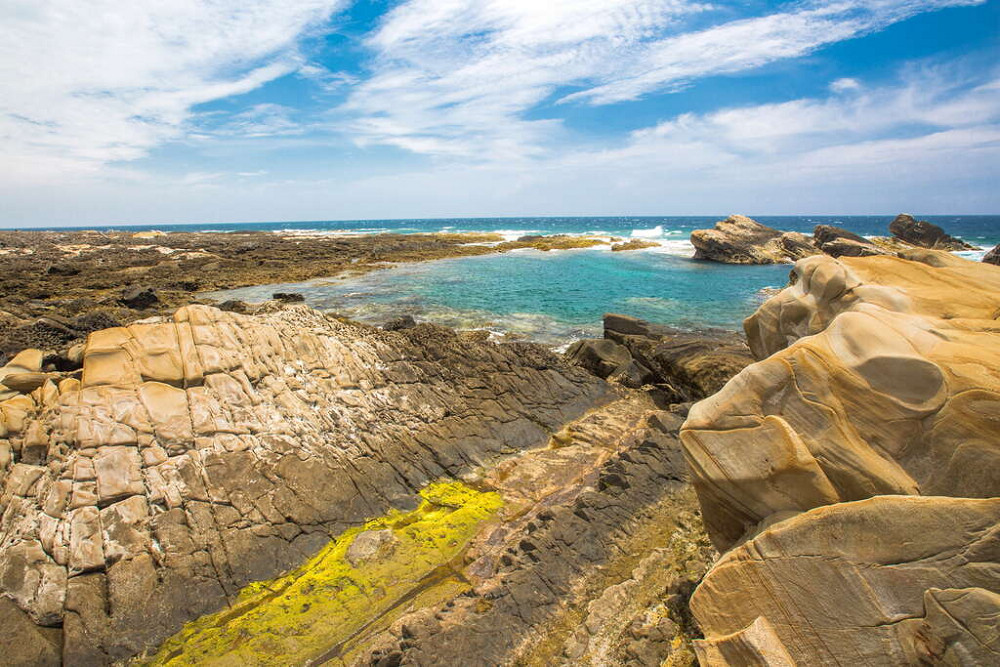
[[1, 0, 998, 226]]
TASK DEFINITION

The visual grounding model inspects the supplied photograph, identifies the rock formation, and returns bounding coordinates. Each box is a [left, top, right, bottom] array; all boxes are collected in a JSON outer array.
[[566, 314, 754, 403], [0, 304, 616, 663], [984, 243, 1000, 266], [812, 224, 887, 257], [690, 215, 820, 264], [889, 213, 977, 251], [680, 250, 1000, 664]]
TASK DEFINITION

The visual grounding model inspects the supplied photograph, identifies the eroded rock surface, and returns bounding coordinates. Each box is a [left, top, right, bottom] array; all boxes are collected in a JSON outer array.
[[0, 304, 612, 663], [567, 314, 754, 404], [889, 213, 977, 251], [691, 496, 1000, 665], [680, 251, 1000, 666], [690, 215, 820, 265]]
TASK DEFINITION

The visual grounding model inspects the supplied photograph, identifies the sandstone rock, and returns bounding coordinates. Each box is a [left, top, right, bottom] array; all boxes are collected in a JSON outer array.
[[984, 243, 1000, 266], [0, 348, 45, 399], [813, 224, 886, 258], [0, 304, 610, 661], [691, 496, 1000, 666], [889, 213, 977, 250], [690, 215, 820, 264], [683, 252, 1000, 550], [603, 314, 753, 403]]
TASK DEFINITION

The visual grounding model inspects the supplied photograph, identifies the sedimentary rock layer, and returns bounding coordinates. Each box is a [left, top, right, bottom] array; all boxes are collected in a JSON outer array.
[[683, 251, 1000, 550], [690, 215, 819, 265], [680, 250, 1000, 666], [0, 304, 611, 663]]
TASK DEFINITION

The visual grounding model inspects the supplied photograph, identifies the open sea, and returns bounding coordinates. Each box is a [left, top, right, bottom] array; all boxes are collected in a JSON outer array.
[[101, 215, 998, 347]]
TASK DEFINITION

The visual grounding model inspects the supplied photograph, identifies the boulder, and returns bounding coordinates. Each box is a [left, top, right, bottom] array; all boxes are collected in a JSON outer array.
[[271, 292, 304, 303], [120, 286, 158, 310], [889, 213, 977, 251], [383, 314, 417, 331], [690, 215, 820, 264], [984, 244, 1000, 266], [683, 252, 1000, 550], [603, 314, 753, 403], [813, 224, 886, 258], [692, 496, 1000, 665]]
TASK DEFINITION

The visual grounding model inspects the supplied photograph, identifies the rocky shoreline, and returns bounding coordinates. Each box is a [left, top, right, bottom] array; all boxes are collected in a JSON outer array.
[[0, 224, 998, 666]]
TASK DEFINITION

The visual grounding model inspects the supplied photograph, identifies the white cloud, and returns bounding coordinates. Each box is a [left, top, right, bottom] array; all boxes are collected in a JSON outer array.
[[0, 0, 345, 182], [830, 77, 862, 93], [343, 0, 986, 158]]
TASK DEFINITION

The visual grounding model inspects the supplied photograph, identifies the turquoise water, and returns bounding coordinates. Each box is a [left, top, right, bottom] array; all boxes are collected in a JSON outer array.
[[197, 215, 999, 345]]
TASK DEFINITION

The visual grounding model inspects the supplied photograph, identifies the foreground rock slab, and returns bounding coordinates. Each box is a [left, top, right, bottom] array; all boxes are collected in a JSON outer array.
[[0, 304, 611, 663], [692, 496, 1000, 665]]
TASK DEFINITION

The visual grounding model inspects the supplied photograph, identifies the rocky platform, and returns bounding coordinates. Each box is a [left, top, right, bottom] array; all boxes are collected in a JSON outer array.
[[0, 302, 725, 666], [680, 250, 1000, 664]]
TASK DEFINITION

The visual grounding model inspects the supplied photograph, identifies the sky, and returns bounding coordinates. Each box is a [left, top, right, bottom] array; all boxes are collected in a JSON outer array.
[[1, 0, 998, 226]]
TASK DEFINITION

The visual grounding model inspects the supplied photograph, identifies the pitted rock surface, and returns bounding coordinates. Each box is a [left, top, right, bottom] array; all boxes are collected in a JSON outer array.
[[0, 304, 610, 663], [680, 251, 1000, 666]]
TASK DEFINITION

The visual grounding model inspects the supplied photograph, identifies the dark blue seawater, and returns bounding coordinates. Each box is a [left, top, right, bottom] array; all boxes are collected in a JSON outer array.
[[196, 215, 999, 345]]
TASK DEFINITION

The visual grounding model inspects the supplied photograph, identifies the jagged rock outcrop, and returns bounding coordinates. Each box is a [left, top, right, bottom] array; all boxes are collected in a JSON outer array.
[[0, 304, 612, 663], [690, 215, 820, 264], [680, 251, 1000, 665], [813, 224, 887, 258], [889, 213, 977, 251], [984, 243, 1000, 266], [566, 314, 754, 403]]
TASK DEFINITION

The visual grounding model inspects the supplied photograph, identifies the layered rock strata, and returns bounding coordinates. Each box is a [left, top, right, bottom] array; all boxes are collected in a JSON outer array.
[[890, 213, 978, 251], [690, 215, 820, 265], [566, 314, 754, 403], [0, 304, 612, 663], [680, 251, 1000, 664]]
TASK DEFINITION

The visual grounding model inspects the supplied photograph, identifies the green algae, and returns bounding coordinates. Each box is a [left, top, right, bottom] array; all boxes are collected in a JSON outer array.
[[143, 481, 502, 666]]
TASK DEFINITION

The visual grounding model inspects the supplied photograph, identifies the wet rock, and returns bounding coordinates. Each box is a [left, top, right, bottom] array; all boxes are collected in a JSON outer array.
[[889, 213, 977, 250], [272, 292, 304, 303], [120, 285, 158, 309]]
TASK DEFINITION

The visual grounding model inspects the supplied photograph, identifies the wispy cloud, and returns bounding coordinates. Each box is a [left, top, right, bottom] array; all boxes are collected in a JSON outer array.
[[0, 0, 345, 181], [343, 0, 986, 158]]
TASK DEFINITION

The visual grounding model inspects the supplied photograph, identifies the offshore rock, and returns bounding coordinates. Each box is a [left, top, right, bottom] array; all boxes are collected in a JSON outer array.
[[690, 215, 820, 264], [889, 213, 977, 251], [813, 224, 886, 258], [683, 251, 1000, 550], [692, 496, 1000, 665], [0, 304, 610, 662]]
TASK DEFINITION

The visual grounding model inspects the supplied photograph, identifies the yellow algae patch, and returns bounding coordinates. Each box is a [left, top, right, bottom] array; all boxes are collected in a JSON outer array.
[[143, 481, 502, 666]]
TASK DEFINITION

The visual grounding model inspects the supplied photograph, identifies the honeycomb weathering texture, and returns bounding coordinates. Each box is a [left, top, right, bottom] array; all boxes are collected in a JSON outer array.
[[0, 304, 609, 662]]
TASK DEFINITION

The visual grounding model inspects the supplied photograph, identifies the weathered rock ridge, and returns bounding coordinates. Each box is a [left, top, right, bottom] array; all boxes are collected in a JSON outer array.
[[890, 213, 977, 251], [566, 313, 754, 404], [690, 215, 819, 265], [0, 304, 615, 663], [680, 251, 1000, 664]]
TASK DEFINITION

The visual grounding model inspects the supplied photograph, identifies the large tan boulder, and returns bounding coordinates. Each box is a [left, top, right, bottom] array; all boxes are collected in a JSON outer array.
[[683, 252, 1000, 550], [692, 496, 1000, 665]]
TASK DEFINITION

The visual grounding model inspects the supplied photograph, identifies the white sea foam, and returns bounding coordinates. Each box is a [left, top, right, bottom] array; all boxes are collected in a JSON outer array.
[[631, 225, 664, 239]]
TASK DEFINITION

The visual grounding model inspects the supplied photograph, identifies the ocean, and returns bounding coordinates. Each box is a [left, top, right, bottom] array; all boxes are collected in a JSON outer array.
[[142, 215, 997, 346]]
